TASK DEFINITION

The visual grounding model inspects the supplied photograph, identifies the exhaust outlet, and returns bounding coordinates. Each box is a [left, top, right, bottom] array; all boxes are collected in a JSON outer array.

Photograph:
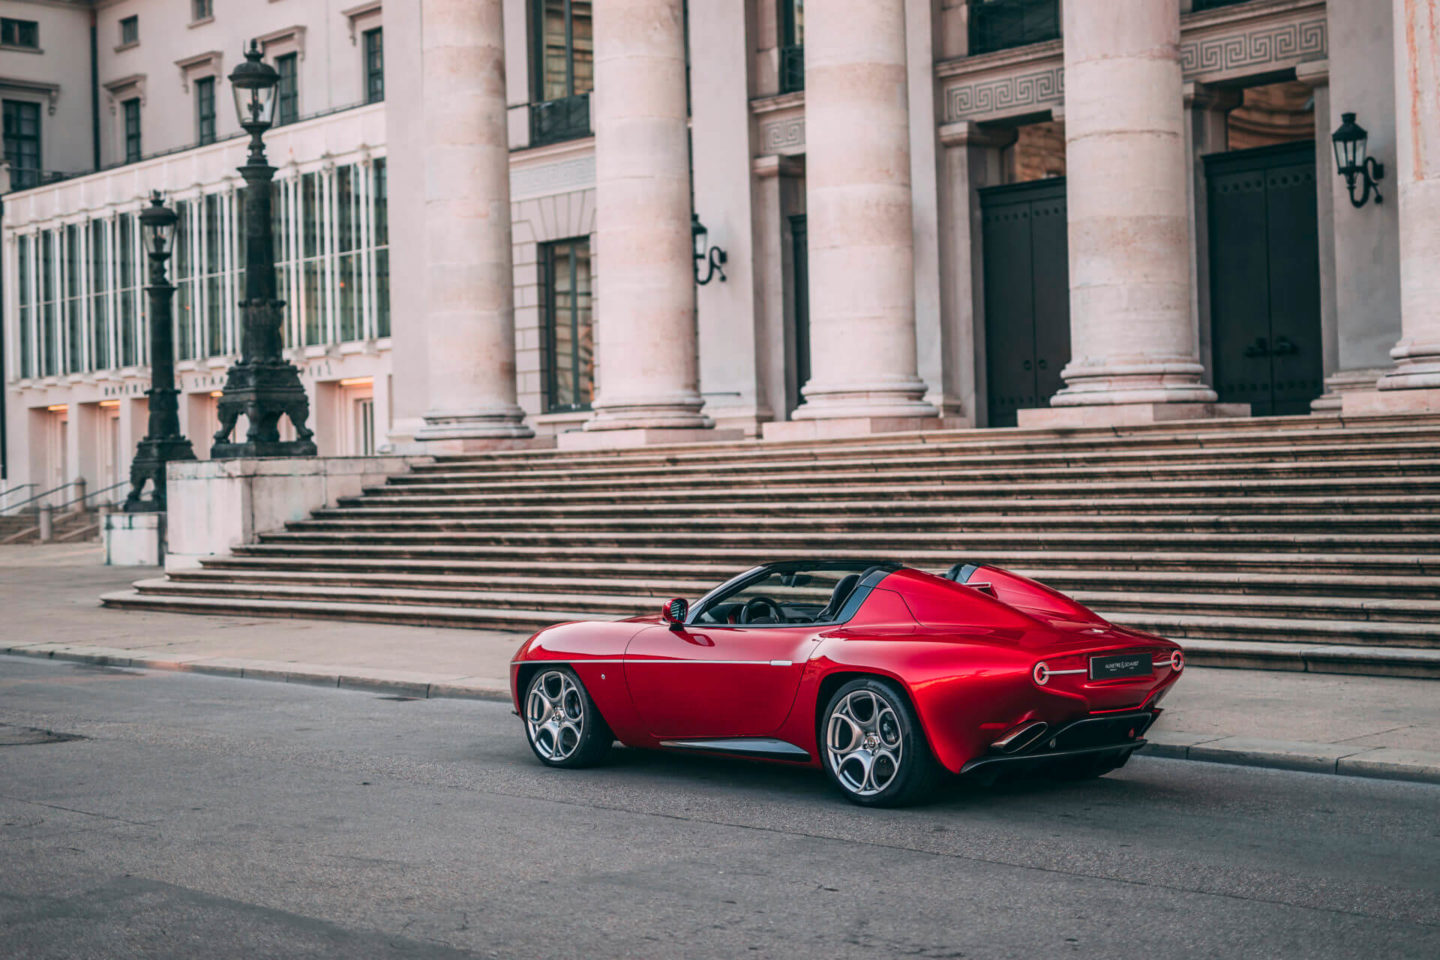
[[992, 720, 1049, 754]]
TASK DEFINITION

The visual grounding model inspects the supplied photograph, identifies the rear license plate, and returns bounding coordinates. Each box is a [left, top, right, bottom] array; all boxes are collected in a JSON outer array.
[[1089, 653, 1153, 681]]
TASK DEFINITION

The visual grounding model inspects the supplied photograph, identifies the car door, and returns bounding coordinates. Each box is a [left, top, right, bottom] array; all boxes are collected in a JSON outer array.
[[623, 623, 817, 739]]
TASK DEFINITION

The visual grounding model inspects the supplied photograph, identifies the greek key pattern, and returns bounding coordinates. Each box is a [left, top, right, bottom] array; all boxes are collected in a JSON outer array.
[[944, 64, 1063, 122], [1180, 17, 1326, 79], [510, 155, 595, 201], [759, 115, 806, 153]]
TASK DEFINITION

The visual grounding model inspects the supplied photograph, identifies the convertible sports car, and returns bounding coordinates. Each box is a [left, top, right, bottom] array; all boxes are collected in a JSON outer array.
[[510, 560, 1184, 806]]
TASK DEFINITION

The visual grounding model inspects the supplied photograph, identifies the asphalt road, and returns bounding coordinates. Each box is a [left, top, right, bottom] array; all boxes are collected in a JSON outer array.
[[0, 655, 1436, 960]]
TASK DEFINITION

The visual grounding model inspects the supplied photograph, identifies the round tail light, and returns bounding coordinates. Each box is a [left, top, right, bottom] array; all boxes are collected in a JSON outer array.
[[1170, 650, 1184, 672], [1033, 661, 1050, 686]]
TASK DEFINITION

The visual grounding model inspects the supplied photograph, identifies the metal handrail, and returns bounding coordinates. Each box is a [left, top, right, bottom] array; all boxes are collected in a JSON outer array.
[[49, 478, 131, 513], [0, 480, 82, 516], [0, 482, 35, 502]]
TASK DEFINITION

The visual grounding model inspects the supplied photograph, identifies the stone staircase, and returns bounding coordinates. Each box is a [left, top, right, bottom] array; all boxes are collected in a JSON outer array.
[[103, 415, 1440, 678], [0, 508, 101, 545]]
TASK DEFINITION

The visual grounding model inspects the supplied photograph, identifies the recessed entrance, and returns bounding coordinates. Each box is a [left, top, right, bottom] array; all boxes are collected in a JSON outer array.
[[979, 178, 1070, 427], [1204, 141, 1323, 416]]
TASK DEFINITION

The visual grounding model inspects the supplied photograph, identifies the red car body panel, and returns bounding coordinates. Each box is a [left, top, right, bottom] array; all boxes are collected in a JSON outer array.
[[510, 564, 1183, 775]]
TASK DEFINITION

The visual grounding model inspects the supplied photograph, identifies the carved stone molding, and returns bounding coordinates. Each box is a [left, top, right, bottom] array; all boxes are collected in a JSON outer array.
[[758, 115, 805, 154], [510, 155, 595, 201], [0, 77, 60, 115], [175, 50, 222, 92], [102, 74, 146, 114], [944, 64, 1063, 124], [1180, 16, 1326, 83]]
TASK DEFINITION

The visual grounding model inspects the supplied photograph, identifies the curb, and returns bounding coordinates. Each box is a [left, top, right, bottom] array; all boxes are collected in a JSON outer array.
[[5, 645, 1438, 787]]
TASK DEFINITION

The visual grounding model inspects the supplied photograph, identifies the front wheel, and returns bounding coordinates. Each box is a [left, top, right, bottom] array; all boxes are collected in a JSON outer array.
[[821, 678, 941, 807], [523, 667, 612, 768]]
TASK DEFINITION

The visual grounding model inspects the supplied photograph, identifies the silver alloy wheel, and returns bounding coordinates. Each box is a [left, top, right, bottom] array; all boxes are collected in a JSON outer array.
[[825, 689, 905, 797], [526, 670, 586, 762]]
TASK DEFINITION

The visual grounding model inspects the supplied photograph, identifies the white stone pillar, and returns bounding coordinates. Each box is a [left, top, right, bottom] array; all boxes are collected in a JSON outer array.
[[1375, 0, 1440, 398], [413, 0, 533, 446], [1030, 0, 1230, 426], [787, 0, 938, 427], [579, 0, 716, 444]]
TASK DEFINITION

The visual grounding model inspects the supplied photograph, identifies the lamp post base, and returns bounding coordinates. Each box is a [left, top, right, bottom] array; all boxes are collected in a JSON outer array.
[[211, 360, 317, 460], [123, 436, 197, 513]]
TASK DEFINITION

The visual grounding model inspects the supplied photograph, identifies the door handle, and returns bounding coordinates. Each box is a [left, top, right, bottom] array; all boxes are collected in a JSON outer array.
[[1243, 337, 1270, 358], [1037, 358, 1047, 371], [1022, 360, 1033, 371], [1273, 336, 1298, 356]]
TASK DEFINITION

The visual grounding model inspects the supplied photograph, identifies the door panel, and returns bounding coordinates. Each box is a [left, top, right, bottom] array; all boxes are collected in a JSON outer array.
[[1205, 142, 1323, 416], [980, 178, 1070, 427], [623, 625, 815, 739]]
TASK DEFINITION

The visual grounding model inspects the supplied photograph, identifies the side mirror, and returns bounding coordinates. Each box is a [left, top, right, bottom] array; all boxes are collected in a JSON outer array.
[[661, 598, 688, 629]]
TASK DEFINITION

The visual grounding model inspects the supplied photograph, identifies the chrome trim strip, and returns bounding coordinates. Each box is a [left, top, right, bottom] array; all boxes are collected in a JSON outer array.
[[769, 659, 793, 667], [516, 658, 797, 667], [659, 737, 811, 759], [1047, 668, 1087, 676]]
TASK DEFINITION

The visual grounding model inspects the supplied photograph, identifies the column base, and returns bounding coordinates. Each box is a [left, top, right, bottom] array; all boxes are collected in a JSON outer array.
[[1016, 402, 1251, 429], [1311, 368, 1387, 414], [416, 405, 534, 444], [761, 416, 967, 442], [557, 427, 745, 450], [1341, 387, 1440, 417]]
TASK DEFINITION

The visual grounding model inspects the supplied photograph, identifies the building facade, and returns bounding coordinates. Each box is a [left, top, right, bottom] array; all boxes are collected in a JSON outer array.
[[3, 0, 1438, 496]]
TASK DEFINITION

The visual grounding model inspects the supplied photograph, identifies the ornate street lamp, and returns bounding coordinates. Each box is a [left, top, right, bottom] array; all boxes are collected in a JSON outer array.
[[123, 193, 196, 512], [1331, 112, 1385, 208], [211, 40, 316, 458], [692, 213, 728, 285]]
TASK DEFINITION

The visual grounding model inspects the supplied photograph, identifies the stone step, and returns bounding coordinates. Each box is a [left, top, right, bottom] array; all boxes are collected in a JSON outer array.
[[131, 578, 644, 615], [191, 558, 1440, 600], [203, 554, 744, 579], [1071, 590, 1440, 625], [315, 494, 1440, 519], [280, 513, 1440, 535], [405, 440, 1440, 482], [1114, 611, 1440, 650], [253, 528, 1440, 554], [227, 542, 1440, 575], [380, 459, 1440, 493], [340, 475, 1440, 506]]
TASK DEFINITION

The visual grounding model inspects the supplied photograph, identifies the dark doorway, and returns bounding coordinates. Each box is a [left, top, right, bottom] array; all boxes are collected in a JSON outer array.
[[1204, 142, 1323, 416], [979, 178, 1070, 427], [788, 213, 810, 408]]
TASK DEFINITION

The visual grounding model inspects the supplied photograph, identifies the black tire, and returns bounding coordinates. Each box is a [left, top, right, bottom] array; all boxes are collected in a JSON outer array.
[[820, 677, 942, 807], [522, 667, 612, 768]]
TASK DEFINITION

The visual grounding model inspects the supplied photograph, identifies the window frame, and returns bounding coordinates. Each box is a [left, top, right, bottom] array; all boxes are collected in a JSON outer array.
[[122, 97, 142, 163], [118, 15, 138, 47], [3, 98, 42, 188], [529, 0, 593, 146], [275, 52, 299, 125], [1, 17, 40, 49], [363, 28, 384, 104], [191, 0, 213, 23], [195, 75, 216, 145], [539, 236, 594, 414], [687, 562, 898, 630]]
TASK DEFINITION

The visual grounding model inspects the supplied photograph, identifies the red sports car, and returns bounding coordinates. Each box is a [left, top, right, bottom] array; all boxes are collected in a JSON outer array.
[[510, 560, 1184, 806]]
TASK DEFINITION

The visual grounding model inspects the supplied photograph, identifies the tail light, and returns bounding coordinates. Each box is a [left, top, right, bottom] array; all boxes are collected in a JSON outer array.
[[1032, 661, 1050, 686], [1170, 650, 1184, 672]]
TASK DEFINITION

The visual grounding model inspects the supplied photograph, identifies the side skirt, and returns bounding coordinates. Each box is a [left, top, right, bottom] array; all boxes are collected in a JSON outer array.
[[658, 737, 813, 762]]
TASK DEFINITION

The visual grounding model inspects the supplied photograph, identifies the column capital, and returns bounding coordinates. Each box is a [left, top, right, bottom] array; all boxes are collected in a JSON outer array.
[[1182, 81, 1242, 112], [752, 154, 806, 179], [1294, 58, 1330, 89]]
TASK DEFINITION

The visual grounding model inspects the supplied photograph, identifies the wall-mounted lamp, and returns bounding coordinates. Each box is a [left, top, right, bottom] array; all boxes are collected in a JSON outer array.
[[692, 214, 728, 285], [1331, 112, 1384, 208]]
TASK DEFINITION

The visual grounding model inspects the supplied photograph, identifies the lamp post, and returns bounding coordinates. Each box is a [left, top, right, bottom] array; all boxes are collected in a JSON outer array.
[[1331, 112, 1385, 208], [123, 192, 196, 512], [210, 40, 317, 458]]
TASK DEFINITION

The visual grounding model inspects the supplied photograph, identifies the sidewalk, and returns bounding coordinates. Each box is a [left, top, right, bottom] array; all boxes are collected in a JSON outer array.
[[4, 544, 1438, 785]]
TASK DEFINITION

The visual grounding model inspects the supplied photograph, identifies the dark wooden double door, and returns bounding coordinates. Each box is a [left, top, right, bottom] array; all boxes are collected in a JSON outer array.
[[1205, 142, 1323, 416], [980, 178, 1070, 427]]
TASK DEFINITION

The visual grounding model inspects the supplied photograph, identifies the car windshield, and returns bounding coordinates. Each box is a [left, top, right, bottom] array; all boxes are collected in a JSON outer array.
[[693, 562, 896, 626]]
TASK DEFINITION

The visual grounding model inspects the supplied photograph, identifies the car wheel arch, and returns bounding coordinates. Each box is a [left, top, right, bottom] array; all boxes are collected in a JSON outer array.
[[813, 669, 932, 759]]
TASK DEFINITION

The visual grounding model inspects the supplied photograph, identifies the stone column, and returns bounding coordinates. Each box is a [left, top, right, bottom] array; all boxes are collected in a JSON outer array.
[[1371, 0, 1440, 405], [578, 0, 719, 446], [782, 0, 940, 431], [1027, 0, 1233, 427], [413, 0, 533, 446]]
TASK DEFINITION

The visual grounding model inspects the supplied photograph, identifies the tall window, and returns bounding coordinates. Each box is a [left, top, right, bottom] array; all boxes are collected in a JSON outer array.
[[3, 100, 41, 189], [373, 158, 389, 337], [64, 225, 83, 373], [202, 193, 225, 355], [195, 76, 216, 144], [299, 171, 323, 344], [779, 1, 804, 93], [1, 17, 39, 48], [117, 213, 138, 366], [17, 236, 33, 377], [173, 200, 195, 359], [276, 53, 299, 125], [90, 220, 111, 370], [122, 98, 142, 163], [531, 0, 592, 145], [192, 0, 213, 22], [336, 166, 362, 341], [541, 238, 594, 412], [39, 231, 57, 377], [119, 15, 138, 46], [363, 28, 384, 103]]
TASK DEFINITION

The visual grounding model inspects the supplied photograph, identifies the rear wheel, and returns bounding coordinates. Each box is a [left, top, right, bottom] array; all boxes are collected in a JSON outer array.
[[523, 667, 612, 768], [821, 678, 941, 807]]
